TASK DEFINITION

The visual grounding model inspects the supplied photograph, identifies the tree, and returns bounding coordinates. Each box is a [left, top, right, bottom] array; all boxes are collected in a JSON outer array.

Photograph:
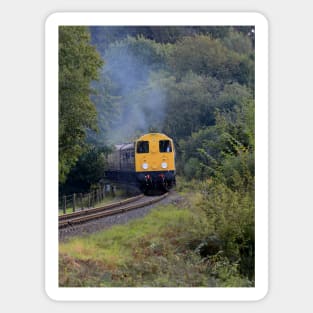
[[60, 146, 109, 194], [59, 26, 103, 184], [179, 96, 255, 183], [167, 35, 253, 86], [222, 29, 254, 55], [162, 71, 217, 141], [92, 36, 171, 143]]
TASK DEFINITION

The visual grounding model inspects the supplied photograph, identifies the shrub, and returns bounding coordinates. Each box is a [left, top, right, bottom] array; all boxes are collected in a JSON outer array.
[[199, 179, 255, 281]]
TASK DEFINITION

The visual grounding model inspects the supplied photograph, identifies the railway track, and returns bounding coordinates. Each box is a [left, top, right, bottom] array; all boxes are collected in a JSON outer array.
[[59, 193, 168, 229]]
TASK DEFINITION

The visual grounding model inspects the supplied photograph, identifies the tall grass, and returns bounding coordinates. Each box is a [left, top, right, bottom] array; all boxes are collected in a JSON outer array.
[[59, 181, 254, 287], [59, 201, 211, 287]]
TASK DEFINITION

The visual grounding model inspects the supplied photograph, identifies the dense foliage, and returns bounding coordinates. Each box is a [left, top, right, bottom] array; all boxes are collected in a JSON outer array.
[[59, 25, 255, 285], [89, 28, 254, 147], [59, 26, 103, 184]]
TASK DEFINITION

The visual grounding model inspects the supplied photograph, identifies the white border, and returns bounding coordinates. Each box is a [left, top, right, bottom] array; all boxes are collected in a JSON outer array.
[[45, 12, 268, 301]]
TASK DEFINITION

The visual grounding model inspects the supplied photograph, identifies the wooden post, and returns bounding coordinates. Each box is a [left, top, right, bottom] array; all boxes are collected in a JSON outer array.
[[111, 185, 115, 197], [88, 193, 91, 208], [73, 193, 76, 212], [63, 196, 66, 214], [80, 193, 83, 210]]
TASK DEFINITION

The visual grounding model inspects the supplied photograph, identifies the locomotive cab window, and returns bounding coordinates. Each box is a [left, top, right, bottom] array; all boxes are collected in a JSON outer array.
[[159, 140, 172, 153], [137, 141, 149, 153]]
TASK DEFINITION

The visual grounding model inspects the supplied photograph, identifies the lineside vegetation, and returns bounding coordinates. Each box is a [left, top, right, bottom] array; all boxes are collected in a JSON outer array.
[[59, 184, 253, 287], [58, 25, 255, 287]]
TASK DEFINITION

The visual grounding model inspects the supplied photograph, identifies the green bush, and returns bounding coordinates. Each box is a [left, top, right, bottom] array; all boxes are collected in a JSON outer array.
[[207, 252, 253, 287], [199, 179, 255, 281]]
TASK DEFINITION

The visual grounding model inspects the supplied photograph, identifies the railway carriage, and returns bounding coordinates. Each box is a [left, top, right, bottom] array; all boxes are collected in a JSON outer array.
[[106, 133, 176, 193]]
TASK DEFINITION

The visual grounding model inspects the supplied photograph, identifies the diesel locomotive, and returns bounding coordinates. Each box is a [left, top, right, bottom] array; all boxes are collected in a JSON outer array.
[[105, 133, 176, 193]]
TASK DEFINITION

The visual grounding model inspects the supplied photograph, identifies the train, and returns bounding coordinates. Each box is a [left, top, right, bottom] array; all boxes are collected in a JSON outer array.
[[105, 133, 176, 193]]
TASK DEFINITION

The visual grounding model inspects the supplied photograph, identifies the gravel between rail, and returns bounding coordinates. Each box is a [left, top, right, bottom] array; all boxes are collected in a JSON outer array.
[[59, 190, 183, 241]]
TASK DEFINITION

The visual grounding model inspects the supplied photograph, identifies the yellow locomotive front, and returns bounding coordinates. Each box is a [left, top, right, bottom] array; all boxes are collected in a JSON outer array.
[[135, 133, 176, 191]]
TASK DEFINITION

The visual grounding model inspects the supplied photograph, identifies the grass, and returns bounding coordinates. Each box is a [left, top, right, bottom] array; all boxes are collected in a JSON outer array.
[[59, 184, 254, 288], [59, 195, 212, 287]]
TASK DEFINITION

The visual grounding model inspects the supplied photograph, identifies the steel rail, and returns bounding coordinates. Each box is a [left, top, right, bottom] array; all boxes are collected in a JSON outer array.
[[59, 194, 144, 221], [59, 193, 168, 229]]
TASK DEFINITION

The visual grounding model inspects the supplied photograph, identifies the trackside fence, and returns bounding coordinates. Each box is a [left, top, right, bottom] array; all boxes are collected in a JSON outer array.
[[59, 185, 115, 214]]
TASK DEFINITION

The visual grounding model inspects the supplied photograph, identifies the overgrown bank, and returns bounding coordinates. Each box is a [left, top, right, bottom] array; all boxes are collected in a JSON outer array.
[[59, 185, 254, 287]]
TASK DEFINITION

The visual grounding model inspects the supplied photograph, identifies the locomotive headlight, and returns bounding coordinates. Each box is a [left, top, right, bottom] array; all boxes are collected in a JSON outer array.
[[142, 163, 149, 170], [161, 162, 168, 169]]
